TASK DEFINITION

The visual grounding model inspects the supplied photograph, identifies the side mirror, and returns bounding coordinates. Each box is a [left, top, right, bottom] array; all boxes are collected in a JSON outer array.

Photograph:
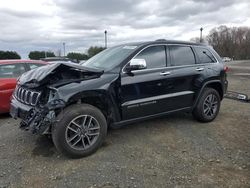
[[125, 59, 147, 72]]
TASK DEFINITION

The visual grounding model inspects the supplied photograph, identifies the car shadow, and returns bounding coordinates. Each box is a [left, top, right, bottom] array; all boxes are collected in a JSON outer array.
[[0, 113, 11, 119], [32, 136, 55, 157]]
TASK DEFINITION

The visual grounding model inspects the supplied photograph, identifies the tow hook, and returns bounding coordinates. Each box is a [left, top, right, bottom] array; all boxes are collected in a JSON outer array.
[[225, 91, 250, 103]]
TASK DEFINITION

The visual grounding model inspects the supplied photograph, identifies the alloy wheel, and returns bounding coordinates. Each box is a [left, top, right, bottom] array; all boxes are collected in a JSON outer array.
[[65, 115, 100, 150], [203, 94, 218, 117]]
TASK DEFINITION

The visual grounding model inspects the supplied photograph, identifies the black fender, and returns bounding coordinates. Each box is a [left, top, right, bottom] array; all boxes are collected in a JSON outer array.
[[192, 80, 223, 110], [65, 90, 121, 123]]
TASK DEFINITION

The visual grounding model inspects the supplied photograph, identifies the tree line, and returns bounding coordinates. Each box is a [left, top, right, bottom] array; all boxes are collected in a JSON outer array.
[[207, 26, 250, 60], [0, 51, 21, 60], [67, 46, 105, 61], [28, 46, 105, 60], [0, 46, 105, 61]]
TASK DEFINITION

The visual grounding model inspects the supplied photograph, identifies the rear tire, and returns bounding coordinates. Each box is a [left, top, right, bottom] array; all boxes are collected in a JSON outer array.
[[52, 104, 107, 158], [193, 88, 221, 122]]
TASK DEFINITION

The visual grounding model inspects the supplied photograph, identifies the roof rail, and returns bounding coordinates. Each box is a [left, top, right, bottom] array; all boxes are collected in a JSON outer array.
[[155, 39, 167, 41]]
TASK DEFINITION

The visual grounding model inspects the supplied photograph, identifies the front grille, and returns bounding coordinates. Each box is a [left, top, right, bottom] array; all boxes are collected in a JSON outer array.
[[15, 86, 41, 106]]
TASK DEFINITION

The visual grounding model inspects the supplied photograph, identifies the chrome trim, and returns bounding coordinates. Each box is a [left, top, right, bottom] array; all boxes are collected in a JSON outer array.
[[195, 67, 205, 71], [160, 71, 171, 76], [122, 91, 194, 106], [21, 89, 25, 103], [29, 91, 33, 104], [14, 86, 41, 106], [121, 43, 219, 74]]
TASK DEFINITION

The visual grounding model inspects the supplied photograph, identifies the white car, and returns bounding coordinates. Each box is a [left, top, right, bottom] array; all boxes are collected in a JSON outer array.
[[222, 57, 232, 62]]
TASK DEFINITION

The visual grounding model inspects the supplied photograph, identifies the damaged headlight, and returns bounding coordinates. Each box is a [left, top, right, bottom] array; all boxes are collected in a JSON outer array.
[[47, 87, 66, 109], [48, 99, 65, 108]]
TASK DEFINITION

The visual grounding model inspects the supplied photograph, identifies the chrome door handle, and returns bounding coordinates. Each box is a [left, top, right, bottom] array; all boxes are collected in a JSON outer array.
[[160, 71, 171, 76], [195, 67, 204, 71]]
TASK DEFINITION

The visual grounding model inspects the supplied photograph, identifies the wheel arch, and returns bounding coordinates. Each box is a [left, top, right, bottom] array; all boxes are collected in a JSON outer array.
[[193, 80, 223, 109], [65, 90, 121, 125]]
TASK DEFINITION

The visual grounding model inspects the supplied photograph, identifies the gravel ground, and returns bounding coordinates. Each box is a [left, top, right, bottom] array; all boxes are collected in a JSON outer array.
[[0, 61, 249, 188]]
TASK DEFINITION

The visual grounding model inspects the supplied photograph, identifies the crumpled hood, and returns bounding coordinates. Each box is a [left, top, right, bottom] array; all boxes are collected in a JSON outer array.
[[18, 62, 103, 88]]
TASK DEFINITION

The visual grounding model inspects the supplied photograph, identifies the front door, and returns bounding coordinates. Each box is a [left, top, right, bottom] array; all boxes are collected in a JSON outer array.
[[121, 45, 172, 120]]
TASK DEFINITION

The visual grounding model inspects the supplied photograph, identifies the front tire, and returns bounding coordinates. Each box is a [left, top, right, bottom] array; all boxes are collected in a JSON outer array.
[[52, 104, 107, 158], [193, 88, 221, 122]]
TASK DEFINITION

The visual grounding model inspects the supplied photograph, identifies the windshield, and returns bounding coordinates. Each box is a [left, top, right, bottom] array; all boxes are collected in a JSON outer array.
[[81, 45, 137, 71]]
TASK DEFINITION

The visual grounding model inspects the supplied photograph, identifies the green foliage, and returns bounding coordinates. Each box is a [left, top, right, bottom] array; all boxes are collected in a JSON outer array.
[[0, 51, 21, 60], [66, 46, 105, 61], [67, 52, 88, 61], [87, 46, 105, 58], [28, 51, 55, 60]]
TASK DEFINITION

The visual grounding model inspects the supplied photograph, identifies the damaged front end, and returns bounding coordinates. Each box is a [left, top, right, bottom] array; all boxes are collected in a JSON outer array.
[[20, 97, 65, 134], [11, 62, 103, 134]]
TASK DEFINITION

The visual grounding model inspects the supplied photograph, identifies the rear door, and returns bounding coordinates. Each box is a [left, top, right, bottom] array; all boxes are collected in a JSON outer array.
[[121, 45, 173, 120], [166, 45, 206, 108]]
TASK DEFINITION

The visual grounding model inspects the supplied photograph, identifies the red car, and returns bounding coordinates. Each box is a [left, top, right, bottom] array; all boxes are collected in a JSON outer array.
[[0, 60, 47, 114]]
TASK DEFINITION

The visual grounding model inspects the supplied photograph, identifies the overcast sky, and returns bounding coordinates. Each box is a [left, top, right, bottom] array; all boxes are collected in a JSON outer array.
[[0, 0, 249, 58]]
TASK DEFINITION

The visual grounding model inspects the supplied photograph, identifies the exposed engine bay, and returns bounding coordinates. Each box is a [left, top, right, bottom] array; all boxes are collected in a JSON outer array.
[[19, 62, 103, 88]]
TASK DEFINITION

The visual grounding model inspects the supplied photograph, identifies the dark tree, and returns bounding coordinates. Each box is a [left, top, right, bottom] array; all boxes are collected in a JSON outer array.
[[28, 51, 55, 60], [87, 46, 105, 58], [190, 37, 201, 43], [0, 51, 21, 59], [207, 26, 250, 60], [67, 52, 88, 61]]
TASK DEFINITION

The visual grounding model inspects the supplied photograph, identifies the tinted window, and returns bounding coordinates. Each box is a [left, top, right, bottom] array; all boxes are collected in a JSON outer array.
[[134, 46, 166, 69], [195, 47, 216, 63], [28, 63, 44, 70], [0, 64, 26, 78], [170, 46, 195, 66]]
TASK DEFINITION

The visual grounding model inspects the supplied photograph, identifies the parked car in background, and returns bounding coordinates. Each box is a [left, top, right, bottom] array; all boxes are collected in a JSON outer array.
[[0, 60, 47, 114], [41, 57, 79, 63], [222, 57, 232, 62]]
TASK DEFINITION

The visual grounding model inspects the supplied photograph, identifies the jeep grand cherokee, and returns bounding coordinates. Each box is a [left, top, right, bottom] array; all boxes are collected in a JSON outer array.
[[10, 40, 228, 158]]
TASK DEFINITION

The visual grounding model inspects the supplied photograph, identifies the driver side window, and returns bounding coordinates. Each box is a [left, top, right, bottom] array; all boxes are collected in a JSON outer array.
[[134, 45, 167, 69]]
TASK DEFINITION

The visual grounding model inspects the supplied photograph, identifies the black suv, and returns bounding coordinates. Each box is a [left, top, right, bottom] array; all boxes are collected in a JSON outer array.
[[10, 40, 228, 158]]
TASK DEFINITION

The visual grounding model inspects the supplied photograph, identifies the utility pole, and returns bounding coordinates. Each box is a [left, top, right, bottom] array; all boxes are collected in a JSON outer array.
[[104, 30, 107, 48], [200, 27, 203, 43], [63, 42, 66, 57]]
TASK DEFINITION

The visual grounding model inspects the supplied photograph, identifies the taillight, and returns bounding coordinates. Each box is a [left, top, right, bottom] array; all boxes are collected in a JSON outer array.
[[224, 66, 229, 72]]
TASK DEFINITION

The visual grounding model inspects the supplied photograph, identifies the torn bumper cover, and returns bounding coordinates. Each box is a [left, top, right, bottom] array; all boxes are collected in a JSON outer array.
[[19, 99, 65, 134]]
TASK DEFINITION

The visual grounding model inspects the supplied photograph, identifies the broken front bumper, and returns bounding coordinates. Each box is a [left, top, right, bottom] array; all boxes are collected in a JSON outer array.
[[10, 97, 65, 134], [10, 97, 32, 119]]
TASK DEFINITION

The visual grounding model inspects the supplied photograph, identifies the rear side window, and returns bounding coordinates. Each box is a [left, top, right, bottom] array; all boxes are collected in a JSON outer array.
[[134, 45, 166, 69], [194, 47, 217, 64], [0, 64, 26, 78], [169, 46, 195, 66]]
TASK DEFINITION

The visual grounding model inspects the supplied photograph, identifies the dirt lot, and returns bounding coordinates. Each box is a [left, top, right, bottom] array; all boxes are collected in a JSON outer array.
[[0, 61, 249, 188]]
